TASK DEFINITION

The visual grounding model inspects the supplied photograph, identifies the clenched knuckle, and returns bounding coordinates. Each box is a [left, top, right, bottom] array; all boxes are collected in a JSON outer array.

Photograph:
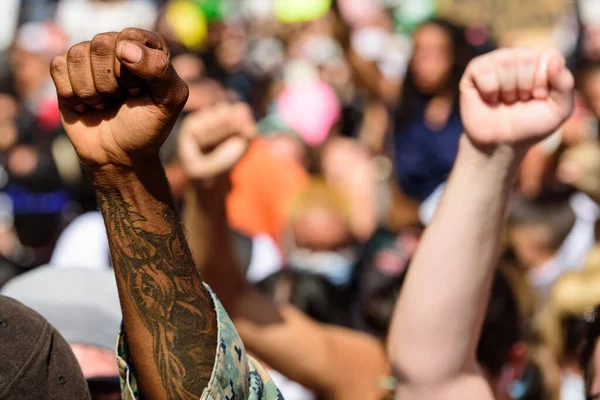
[[120, 27, 143, 39], [68, 43, 90, 62], [50, 56, 66, 74], [73, 87, 96, 99], [91, 33, 115, 55]]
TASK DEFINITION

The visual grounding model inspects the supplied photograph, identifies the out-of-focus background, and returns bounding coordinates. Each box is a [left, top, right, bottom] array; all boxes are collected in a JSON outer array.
[[2, 0, 600, 399]]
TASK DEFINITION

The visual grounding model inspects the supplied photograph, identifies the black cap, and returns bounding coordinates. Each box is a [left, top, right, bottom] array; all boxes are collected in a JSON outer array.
[[0, 295, 91, 399]]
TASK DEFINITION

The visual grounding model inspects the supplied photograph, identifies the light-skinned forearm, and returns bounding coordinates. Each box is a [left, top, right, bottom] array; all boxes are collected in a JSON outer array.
[[387, 135, 526, 385], [91, 159, 217, 400]]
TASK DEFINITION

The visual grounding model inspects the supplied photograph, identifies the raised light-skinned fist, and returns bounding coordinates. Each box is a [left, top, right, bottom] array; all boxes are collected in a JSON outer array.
[[460, 48, 574, 147], [178, 103, 256, 182], [50, 28, 189, 170]]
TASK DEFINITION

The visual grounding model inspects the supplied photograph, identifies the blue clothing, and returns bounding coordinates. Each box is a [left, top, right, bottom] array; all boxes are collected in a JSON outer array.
[[394, 106, 463, 201]]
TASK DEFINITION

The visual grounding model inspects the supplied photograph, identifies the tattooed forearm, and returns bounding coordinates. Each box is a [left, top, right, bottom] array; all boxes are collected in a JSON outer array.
[[95, 184, 217, 399]]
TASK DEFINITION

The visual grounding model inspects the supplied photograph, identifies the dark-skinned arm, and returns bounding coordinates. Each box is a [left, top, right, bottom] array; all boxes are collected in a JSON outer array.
[[50, 28, 218, 400], [92, 160, 216, 400]]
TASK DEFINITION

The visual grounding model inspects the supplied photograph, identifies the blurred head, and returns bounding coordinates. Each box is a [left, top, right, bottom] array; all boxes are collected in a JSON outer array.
[[172, 53, 205, 85], [1, 266, 122, 399], [214, 24, 248, 72], [11, 22, 67, 100], [507, 198, 576, 270], [288, 180, 353, 251], [258, 114, 307, 166], [286, 180, 358, 286], [409, 20, 456, 95], [0, 295, 91, 399], [396, 19, 474, 124], [268, 134, 307, 166], [544, 269, 600, 370]]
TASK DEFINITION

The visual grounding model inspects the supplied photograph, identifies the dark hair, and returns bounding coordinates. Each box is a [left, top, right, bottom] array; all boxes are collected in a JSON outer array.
[[563, 315, 590, 363], [477, 270, 522, 377], [580, 305, 600, 394], [395, 19, 473, 125], [362, 273, 406, 339], [257, 269, 351, 326], [508, 197, 576, 250]]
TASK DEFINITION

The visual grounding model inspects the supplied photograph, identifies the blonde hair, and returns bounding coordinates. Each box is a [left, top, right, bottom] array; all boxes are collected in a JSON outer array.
[[584, 245, 600, 272], [542, 268, 600, 362], [287, 179, 352, 225]]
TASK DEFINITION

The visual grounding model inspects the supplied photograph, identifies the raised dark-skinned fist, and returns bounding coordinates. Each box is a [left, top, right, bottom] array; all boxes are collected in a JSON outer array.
[[50, 28, 189, 170]]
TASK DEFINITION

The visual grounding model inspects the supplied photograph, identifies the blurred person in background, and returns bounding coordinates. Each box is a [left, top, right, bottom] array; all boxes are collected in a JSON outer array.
[[507, 197, 580, 301], [2, 266, 122, 399], [393, 19, 476, 203], [320, 137, 381, 241], [257, 114, 308, 168], [542, 269, 600, 400], [281, 179, 359, 293]]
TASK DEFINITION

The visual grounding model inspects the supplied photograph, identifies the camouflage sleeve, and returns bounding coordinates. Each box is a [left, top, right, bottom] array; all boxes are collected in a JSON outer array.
[[117, 283, 284, 399]]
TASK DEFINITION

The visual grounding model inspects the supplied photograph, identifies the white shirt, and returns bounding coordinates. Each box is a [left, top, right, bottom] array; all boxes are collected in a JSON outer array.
[[55, 0, 158, 45]]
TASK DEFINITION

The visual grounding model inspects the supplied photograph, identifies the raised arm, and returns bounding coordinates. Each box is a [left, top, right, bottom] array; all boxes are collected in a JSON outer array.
[[50, 29, 216, 399], [179, 104, 391, 400], [387, 48, 574, 398]]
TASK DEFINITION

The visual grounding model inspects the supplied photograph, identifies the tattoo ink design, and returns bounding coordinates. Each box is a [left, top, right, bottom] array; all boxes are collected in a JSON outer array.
[[96, 185, 217, 399]]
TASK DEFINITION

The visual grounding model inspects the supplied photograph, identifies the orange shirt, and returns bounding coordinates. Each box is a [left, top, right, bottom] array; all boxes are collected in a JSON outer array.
[[227, 139, 309, 247]]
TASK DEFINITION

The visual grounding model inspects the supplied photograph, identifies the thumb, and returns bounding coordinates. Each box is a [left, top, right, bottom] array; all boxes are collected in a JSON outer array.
[[116, 35, 188, 109], [547, 53, 574, 95]]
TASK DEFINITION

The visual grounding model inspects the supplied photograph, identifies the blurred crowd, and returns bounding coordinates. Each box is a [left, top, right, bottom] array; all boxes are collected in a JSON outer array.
[[3, 0, 600, 399]]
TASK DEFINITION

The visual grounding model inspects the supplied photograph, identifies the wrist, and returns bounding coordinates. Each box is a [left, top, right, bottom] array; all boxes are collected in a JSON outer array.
[[458, 135, 528, 172], [187, 178, 228, 215], [87, 157, 164, 187]]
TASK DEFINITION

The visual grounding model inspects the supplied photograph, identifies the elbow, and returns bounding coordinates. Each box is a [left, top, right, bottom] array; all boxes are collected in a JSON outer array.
[[386, 336, 466, 387]]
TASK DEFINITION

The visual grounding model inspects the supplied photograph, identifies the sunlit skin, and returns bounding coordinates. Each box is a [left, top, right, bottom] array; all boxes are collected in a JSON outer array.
[[70, 344, 119, 378]]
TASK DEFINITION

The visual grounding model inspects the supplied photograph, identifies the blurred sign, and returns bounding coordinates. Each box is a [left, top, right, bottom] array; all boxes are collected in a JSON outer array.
[[436, 0, 575, 39]]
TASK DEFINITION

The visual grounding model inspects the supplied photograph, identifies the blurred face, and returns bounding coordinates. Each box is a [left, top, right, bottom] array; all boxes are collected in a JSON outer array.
[[292, 207, 351, 251], [267, 135, 306, 166], [410, 24, 453, 94], [215, 25, 247, 71], [508, 223, 555, 269], [289, 207, 357, 285], [320, 137, 370, 184], [11, 48, 49, 99]]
